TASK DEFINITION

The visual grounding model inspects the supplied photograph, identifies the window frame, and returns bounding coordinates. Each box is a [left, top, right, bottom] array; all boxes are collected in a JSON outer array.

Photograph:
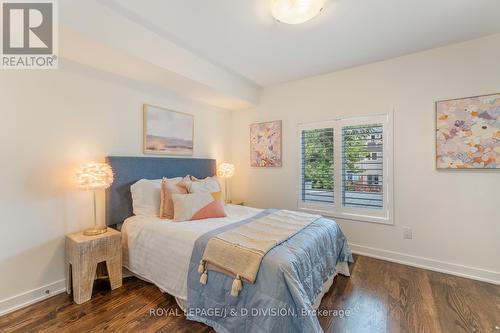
[[297, 113, 394, 225]]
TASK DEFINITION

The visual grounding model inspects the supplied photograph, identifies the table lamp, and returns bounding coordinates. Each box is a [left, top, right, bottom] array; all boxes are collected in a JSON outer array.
[[76, 162, 114, 236], [217, 163, 235, 203]]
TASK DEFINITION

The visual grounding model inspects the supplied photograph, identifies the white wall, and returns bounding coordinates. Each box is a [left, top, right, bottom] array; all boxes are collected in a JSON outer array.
[[0, 59, 231, 309], [231, 34, 500, 282]]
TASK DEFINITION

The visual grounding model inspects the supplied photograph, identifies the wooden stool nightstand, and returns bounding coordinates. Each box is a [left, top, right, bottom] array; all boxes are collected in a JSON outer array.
[[65, 228, 122, 304]]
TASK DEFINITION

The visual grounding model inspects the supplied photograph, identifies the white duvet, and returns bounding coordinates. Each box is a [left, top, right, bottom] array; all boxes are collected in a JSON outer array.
[[122, 204, 263, 300]]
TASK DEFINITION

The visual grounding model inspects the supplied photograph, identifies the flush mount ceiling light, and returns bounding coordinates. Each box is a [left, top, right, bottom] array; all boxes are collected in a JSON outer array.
[[270, 0, 328, 25]]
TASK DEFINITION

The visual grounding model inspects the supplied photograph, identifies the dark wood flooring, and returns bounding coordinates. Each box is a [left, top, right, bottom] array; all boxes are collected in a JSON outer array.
[[1, 255, 499, 333]]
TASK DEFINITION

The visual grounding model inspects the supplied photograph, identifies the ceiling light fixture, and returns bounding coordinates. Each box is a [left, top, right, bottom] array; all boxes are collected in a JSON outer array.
[[270, 0, 328, 25]]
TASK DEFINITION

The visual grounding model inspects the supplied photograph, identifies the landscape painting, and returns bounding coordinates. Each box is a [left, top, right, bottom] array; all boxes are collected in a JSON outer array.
[[144, 105, 193, 155], [250, 120, 282, 167], [436, 93, 500, 169]]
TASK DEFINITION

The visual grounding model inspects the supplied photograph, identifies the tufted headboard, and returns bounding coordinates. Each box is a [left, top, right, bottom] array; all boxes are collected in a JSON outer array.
[[105, 156, 216, 226]]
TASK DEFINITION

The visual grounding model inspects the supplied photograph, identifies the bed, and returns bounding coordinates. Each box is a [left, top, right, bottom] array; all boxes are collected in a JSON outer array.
[[106, 156, 352, 333]]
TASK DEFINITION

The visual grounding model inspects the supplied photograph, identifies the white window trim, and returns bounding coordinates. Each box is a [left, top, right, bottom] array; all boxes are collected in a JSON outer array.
[[297, 113, 394, 225]]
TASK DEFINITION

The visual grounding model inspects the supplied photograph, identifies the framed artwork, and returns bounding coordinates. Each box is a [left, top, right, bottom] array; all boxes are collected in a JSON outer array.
[[250, 120, 282, 167], [143, 104, 194, 155], [436, 93, 499, 169]]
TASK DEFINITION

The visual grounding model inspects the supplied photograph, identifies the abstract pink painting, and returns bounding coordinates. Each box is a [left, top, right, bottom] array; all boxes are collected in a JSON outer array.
[[436, 93, 500, 169], [250, 120, 282, 167]]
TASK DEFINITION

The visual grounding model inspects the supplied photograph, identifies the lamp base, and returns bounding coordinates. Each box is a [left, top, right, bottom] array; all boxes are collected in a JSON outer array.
[[83, 226, 108, 236]]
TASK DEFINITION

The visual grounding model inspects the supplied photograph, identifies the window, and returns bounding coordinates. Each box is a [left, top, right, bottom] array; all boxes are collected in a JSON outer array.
[[367, 152, 378, 160], [367, 175, 380, 185], [300, 127, 334, 204], [298, 114, 393, 224]]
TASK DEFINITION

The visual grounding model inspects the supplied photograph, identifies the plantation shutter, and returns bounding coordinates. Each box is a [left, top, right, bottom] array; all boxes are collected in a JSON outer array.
[[300, 127, 334, 204], [341, 124, 384, 209]]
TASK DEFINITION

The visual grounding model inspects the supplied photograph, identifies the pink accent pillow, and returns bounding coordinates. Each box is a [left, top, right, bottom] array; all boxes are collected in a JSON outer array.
[[192, 198, 226, 220], [159, 177, 188, 219], [172, 192, 226, 221]]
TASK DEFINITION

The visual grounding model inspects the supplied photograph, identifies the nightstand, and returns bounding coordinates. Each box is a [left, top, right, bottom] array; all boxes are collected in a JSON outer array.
[[65, 228, 122, 304]]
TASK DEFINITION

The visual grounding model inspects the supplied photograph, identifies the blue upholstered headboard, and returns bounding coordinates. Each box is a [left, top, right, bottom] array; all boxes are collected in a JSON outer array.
[[105, 156, 216, 226]]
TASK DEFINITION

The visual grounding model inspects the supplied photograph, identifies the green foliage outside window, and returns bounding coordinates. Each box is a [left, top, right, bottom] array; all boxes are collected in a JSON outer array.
[[303, 125, 381, 191], [303, 128, 334, 190]]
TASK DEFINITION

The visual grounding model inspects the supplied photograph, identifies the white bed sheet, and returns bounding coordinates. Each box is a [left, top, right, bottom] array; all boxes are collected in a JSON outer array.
[[122, 204, 262, 300]]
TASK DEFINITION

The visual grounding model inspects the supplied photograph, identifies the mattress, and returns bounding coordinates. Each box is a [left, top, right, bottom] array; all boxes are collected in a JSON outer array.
[[121, 204, 349, 306]]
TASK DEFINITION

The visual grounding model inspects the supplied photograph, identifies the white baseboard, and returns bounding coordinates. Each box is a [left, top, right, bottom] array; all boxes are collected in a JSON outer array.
[[1, 246, 499, 317], [349, 243, 500, 285], [0, 279, 66, 316]]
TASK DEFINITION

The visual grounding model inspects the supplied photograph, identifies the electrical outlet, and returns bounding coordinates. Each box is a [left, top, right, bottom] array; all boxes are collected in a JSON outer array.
[[403, 227, 412, 240]]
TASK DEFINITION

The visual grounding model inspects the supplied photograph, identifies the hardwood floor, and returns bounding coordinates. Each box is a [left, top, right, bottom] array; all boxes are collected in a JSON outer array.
[[1, 255, 498, 333]]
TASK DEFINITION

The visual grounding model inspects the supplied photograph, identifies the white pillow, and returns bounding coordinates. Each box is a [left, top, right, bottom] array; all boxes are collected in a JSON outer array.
[[131, 178, 181, 216], [184, 176, 221, 194]]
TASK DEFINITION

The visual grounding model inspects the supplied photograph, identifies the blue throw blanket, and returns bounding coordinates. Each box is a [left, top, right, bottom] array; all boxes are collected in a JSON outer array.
[[186, 209, 353, 333]]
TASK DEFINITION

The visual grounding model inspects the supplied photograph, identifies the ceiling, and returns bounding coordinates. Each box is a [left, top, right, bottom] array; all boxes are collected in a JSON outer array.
[[100, 0, 500, 87]]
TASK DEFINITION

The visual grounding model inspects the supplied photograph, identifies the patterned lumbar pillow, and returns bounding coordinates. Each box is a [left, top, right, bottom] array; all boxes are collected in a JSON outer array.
[[171, 192, 226, 221]]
